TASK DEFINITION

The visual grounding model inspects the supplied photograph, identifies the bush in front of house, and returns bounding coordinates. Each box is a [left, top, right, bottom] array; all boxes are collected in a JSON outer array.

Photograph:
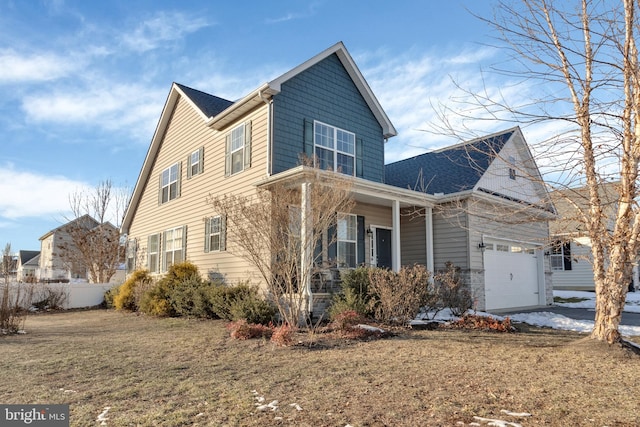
[[208, 281, 276, 325], [434, 261, 473, 316], [328, 267, 372, 320], [139, 262, 201, 317], [367, 264, 436, 326], [113, 269, 153, 311]]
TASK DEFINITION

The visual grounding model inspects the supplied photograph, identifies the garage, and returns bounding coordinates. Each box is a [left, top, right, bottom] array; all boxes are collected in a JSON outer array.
[[483, 240, 541, 310]]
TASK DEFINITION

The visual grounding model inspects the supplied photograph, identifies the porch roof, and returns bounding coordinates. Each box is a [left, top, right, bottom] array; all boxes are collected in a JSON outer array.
[[255, 166, 436, 208]]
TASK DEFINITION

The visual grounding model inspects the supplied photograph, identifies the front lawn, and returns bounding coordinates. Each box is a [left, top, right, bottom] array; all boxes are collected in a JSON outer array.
[[0, 310, 638, 426]]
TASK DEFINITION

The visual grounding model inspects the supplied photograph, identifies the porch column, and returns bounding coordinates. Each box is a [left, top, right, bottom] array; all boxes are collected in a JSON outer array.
[[392, 199, 401, 272], [425, 207, 434, 274], [300, 182, 313, 314]]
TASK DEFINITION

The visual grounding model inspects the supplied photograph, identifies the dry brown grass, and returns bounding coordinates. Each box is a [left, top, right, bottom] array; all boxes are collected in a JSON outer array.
[[0, 309, 639, 426]]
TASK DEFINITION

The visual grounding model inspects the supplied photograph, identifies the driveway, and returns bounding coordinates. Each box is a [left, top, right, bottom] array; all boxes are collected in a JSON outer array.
[[503, 305, 640, 327]]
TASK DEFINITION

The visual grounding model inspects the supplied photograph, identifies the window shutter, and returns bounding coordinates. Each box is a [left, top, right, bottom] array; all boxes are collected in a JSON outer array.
[[356, 138, 364, 178], [162, 231, 168, 272], [157, 233, 162, 272], [304, 119, 314, 159], [158, 173, 163, 205], [182, 225, 187, 260], [147, 235, 153, 270], [563, 241, 572, 271], [357, 215, 365, 265], [220, 215, 227, 251], [244, 121, 252, 168], [327, 215, 337, 263], [176, 162, 182, 198], [199, 146, 204, 174], [225, 134, 231, 176], [187, 154, 192, 179], [313, 233, 323, 265], [204, 218, 211, 253]]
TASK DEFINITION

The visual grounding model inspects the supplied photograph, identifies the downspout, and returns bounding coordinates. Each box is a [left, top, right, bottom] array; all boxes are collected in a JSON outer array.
[[259, 90, 273, 177]]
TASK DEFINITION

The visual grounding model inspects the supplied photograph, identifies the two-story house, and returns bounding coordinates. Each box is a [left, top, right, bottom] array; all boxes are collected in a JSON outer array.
[[121, 42, 554, 315]]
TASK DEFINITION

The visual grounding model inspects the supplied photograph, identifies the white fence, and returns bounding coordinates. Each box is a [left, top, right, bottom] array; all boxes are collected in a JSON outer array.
[[1, 281, 118, 309]]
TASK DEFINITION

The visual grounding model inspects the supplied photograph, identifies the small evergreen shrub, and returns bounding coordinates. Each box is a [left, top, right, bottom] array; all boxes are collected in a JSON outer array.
[[104, 285, 119, 309], [139, 262, 200, 317], [114, 270, 153, 311], [209, 282, 275, 324], [169, 276, 215, 318], [329, 267, 372, 319]]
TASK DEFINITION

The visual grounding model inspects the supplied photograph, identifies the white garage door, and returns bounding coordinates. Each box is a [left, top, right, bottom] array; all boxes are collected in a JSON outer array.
[[483, 240, 540, 310]]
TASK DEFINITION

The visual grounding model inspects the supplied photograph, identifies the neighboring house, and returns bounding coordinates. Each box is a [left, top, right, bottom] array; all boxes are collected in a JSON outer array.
[[549, 182, 635, 291], [38, 214, 114, 282], [16, 250, 40, 282], [121, 42, 554, 314]]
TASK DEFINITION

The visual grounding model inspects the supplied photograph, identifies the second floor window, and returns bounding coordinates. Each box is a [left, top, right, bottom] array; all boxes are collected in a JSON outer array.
[[160, 162, 181, 204], [187, 147, 204, 178], [314, 121, 355, 176], [225, 121, 252, 176]]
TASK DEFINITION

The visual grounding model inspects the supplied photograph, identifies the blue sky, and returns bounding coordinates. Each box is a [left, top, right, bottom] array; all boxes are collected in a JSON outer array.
[[1, 0, 540, 252]]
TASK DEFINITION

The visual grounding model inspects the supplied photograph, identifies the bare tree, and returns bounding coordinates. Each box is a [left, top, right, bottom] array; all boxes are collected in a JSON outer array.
[[435, 0, 640, 343], [59, 180, 129, 283], [207, 166, 354, 326]]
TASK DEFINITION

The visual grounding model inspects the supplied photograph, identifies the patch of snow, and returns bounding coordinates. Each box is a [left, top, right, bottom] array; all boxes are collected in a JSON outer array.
[[355, 324, 385, 333], [96, 406, 110, 425], [473, 416, 523, 427], [500, 410, 531, 417]]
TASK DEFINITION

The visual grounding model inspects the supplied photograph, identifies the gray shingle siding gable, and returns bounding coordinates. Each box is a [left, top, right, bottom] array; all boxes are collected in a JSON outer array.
[[271, 53, 385, 182]]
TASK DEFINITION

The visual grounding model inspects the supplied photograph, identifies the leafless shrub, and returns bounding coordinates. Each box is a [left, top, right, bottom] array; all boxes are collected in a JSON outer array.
[[367, 264, 434, 326]]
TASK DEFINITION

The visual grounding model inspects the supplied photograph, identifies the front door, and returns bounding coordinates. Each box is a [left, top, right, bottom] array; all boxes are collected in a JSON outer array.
[[375, 228, 392, 269]]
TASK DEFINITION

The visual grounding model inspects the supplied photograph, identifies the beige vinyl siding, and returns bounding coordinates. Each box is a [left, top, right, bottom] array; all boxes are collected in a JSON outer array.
[[400, 211, 428, 266], [127, 95, 269, 287], [432, 202, 469, 269]]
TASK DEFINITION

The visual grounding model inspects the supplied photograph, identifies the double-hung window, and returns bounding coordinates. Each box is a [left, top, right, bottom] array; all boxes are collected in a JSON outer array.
[[148, 233, 160, 273], [314, 121, 355, 176], [163, 226, 185, 270], [160, 162, 180, 204], [225, 122, 252, 176], [204, 216, 225, 252], [187, 147, 204, 178], [550, 241, 572, 271], [337, 213, 357, 268]]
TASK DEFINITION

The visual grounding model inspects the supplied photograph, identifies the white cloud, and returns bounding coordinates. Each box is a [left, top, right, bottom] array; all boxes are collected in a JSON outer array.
[[120, 11, 210, 53], [21, 83, 167, 142], [0, 165, 88, 219], [0, 49, 78, 83]]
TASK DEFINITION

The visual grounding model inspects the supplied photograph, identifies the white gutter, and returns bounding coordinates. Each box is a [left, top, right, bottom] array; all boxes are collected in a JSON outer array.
[[259, 90, 273, 177]]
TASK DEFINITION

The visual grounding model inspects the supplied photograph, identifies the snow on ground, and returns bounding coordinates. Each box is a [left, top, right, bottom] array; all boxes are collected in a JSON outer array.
[[507, 291, 640, 337], [413, 291, 640, 337]]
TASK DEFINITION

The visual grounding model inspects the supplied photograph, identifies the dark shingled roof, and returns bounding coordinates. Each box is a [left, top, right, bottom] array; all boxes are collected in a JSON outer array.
[[175, 83, 234, 118], [384, 130, 514, 195], [18, 250, 40, 265]]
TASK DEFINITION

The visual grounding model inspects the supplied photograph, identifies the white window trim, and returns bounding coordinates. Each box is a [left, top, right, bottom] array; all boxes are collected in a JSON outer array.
[[313, 120, 355, 176]]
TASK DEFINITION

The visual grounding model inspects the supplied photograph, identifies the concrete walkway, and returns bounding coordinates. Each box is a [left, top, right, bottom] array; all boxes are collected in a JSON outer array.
[[503, 305, 640, 327]]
